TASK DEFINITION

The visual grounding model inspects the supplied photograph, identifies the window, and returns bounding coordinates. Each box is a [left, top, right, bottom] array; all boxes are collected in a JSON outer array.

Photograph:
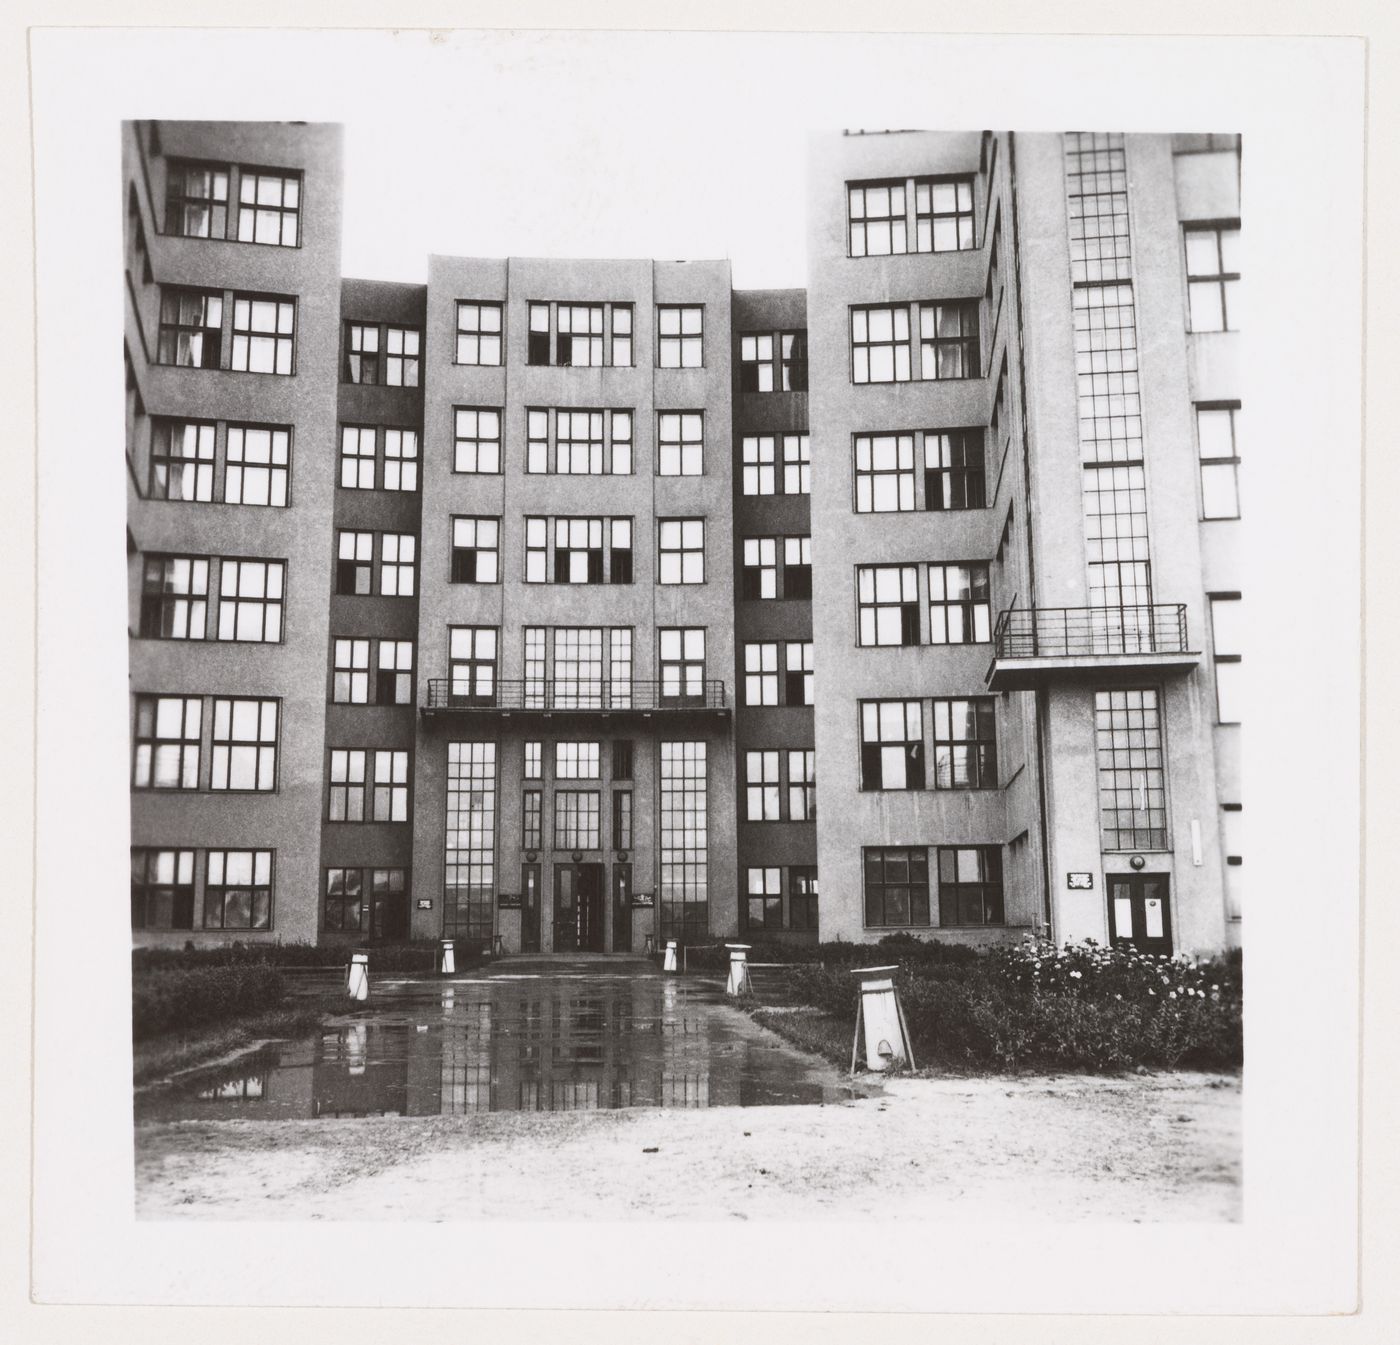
[[918, 303, 979, 379], [556, 410, 605, 474], [555, 742, 601, 780], [454, 409, 502, 474], [864, 847, 930, 928], [451, 517, 501, 584], [612, 790, 633, 851], [555, 628, 604, 709], [746, 868, 782, 930], [788, 749, 816, 821], [373, 750, 410, 821], [938, 847, 1004, 926], [611, 411, 633, 475], [205, 851, 274, 930], [1209, 594, 1243, 724], [1073, 283, 1141, 463], [848, 181, 907, 257], [925, 430, 987, 510], [658, 519, 705, 584], [1095, 688, 1168, 850], [150, 419, 214, 501], [336, 531, 374, 595], [526, 302, 632, 367], [165, 161, 228, 239], [745, 751, 781, 821], [140, 555, 208, 639], [332, 639, 370, 704], [445, 743, 497, 943], [558, 304, 604, 366], [916, 179, 976, 252], [455, 302, 503, 365], [131, 849, 196, 930], [1084, 464, 1152, 610], [237, 169, 300, 247], [659, 742, 708, 942], [230, 295, 296, 375], [555, 791, 601, 850], [855, 434, 915, 512], [377, 640, 414, 706], [790, 867, 819, 932], [217, 559, 284, 642], [526, 411, 549, 475], [555, 518, 605, 584], [157, 287, 222, 368], [658, 306, 703, 368], [524, 408, 633, 475], [525, 742, 543, 780], [852, 302, 979, 384], [380, 533, 416, 596], [1197, 404, 1241, 520], [384, 430, 418, 492], [851, 305, 910, 383], [860, 701, 925, 791], [384, 327, 420, 386], [928, 563, 991, 644], [658, 412, 704, 476], [133, 695, 201, 789], [742, 538, 778, 600], [613, 739, 634, 781], [610, 520, 633, 585], [784, 537, 813, 599], [783, 434, 811, 494], [611, 305, 633, 367], [742, 436, 776, 495], [933, 699, 997, 789], [781, 332, 808, 392], [848, 176, 976, 257], [344, 324, 380, 384], [523, 791, 543, 850], [609, 629, 634, 708], [743, 642, 779, 706], [328, 749, 367, 820], [324, 869, 364, 932], [340, 425, 376, 489], [857, 565, 919, 646], [739, 334, 774, 392], [211, 698, 278, 791], [1184, 223, 1241, 332], [784, 642, 814, 706], [225, 424, 290, 506], [449, 627, 498, 705], [660, 629, 706, 703]]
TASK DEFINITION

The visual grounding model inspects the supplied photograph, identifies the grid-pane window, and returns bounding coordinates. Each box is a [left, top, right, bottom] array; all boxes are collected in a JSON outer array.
[[784, 537, 812, 599], [658, 519, 705, 585], [790, 867, 819, 932], [743, 642, 779, 706], [340, 426, 376, 489], [336, 531, 373, 595], [742, 538, 778, 601], [131, 848, 196, 930], [445, 743, 497, 943], [555, 742, 601, 780], [166, 162, 228, 239], [1095, 688, 1168, 850], [611, 411, 633, 475], [1210, 595, 1243, 725], [1073, 283, 1141, 463], [937, 847, 1004, 927], [139, 555, 208, 640], [150, 419, 214, 502], [658, 412, 704, 476], [613, 739, 634, 781], [225, 425, 290, 506], [205, 850, 274, 930], [373, 750, 410, 822], [745, 867, 782, 931], [742, 436, 775, 495], [933, 699, 997, 789], [916, 178, 976, 252], [925, 430, 987, 511], [613, 789, 633, 851], [658, 306, 703, 368], [555, 628, 604, 709], [781, 333, 809, 392], [609, 520, 633, 586], [611, 304, 633, 367], [1185, 224, 1241, 333], [333, 639, 370, 704], [456, 302, 503, 365], [554, 791, 601, 850], [1084, 465, 1152, 611], [449, 627, 498, 705], [860, 701, 924, 791], [928, 563, 991, 644], [557, 304, 605, 367], [157, 287, 222, 368], [385, 326, 420, 386], [1197, 405, 1241, 520], [344, 324, 380, 384], [132, 696, 201, 790], [523, 791, 543, 851], [523, 517, 548, 582], [1065, 133, 1131, 284], [377, 639, 414, 706], [217, 559, 284, 642], [454, 409, 502, 474], [328, 749, 368, 821], [525, 409, 549, 474], [556, 410, 605, 474], [554, 518, 605, 584], [524, 740, 543, 780], [864, 847, 930, 928], [857, 565, 919, 647], [788, 750, 816, 821], [855, 434, 915, 513], [230, 295, 295, 375], [739, 334, 774, 392], [660, 629, 706, 703], [918, 303, 979, 380], [851, 306, 911, 384], [381, 533, 416, 597], [384, 430, 418, 492], [325, 868, 364, 932], [451, 517, 500, 584], [784, 642, 814, 706], [783, 434, 811, 494], [237, 169, 300, 247], [211, 698, 278, 791], [848, 182, 907, 257], [659, 742, 708, 942], [745, 751, 781, 821]]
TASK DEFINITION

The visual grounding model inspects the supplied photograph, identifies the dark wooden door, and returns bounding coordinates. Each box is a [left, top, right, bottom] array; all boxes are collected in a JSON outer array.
[[1107, 874, 1173, 957], [612, 863, 632, 953], [521, 863, 541, 953], [578, 864, 605, 952], [553, 864, 578, 953]]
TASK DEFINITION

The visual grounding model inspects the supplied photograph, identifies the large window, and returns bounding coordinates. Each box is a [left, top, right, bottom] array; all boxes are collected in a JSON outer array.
[[659, 742, 707, 942], [523, 791, 543, 851], [1209, 594, 1243, 725], [660, 629, 706, 703], [848, 176, 975, 257], [555, 742, 601, 779], [745, 751, 781, 821], [237, 169, 301, 247], [1197, 403, 1241, 520], [343, 322, 420, 387], [131, 848, 196, 930], [139, 555, 208, 640], [225, 424, 291, 506], [555, 518, 605, 584], [856, 565, 919, 647], [333, 638, 413, 706], [132, 695, 201, 790], [554, 791, 602, 850], [1084, 464, 1152, 610], [658, 519, 705, 585], [205, 850, 274, 930], [451, 517, 501, 584], [230, 295, 296, 375], [1184, 223, 1241, 332], [1095, 688, 1167, 850], [855, 433, 915, 513], [928, 563, 991, 644], [323, 868, 407, 936], [217, 559, 284, 643], [657, 306, 703, 368], [527, 302, 633, 367], [455, 302, 503, 365], [743, 642, 779, 707], [851, 305, 910, 383], [524, 408, 633, 476], [445, 743, 496, 943], [790, 867, 819, 932], [863, 847, 930, 928], [745, 867, 782, 931], [449, 627, 498, 705], [937, 847, 1004, 927], [742, 436, 776, 496], [210, 698, 278, 792], [849, 180, 905, 255], [860, 700, 924, 791], [157, 287, 222, 368], [454, 408, 503, 474], [332, 639, 371, 705], [555, 628, 605, 708], [149, 419, 215, 502], [852, 301, 978, 384], [925, 430, 987, 510], [658, 412, 704, 476], [932, 699, 997, 789], [165, 161, 228, 239], [918, 303, 979, 379]]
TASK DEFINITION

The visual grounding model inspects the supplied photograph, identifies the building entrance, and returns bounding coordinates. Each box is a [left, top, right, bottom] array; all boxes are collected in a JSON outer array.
[[1106, 874, 1173, 957], [554, 862, 606, 952]]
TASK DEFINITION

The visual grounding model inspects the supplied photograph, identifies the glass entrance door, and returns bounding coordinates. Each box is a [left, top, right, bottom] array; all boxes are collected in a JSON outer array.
[[1106, 874, 1173, 957], [521, 863, 541, 953]]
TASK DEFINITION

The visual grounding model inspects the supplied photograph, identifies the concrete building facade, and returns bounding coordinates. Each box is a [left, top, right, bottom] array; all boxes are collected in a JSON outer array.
[[126, 122, 1241, 959]]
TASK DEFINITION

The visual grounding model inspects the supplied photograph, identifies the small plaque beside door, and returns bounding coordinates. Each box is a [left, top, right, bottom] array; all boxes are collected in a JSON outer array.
[[415, 899, 433, 911], [1067, 872, 1094, 890], [631, 892, 654, 907], [497, 892, 522, 909]]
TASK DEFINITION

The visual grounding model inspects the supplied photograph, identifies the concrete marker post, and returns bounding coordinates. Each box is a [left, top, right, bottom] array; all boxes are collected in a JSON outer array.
[[725, 944, 752, 996], [850, 965, 913, 1072], [663, 939, 678, 973], [346, 950, 370, 1002], [440, 938, 456, 975]]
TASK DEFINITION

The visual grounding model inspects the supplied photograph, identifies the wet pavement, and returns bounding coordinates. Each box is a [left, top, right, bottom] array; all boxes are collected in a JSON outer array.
[[136, 960, 874, 1123]]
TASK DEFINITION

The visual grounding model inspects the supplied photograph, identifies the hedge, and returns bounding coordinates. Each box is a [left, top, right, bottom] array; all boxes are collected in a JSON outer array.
[[132, 940, 446, 974], [132, 962, 289, 1040]]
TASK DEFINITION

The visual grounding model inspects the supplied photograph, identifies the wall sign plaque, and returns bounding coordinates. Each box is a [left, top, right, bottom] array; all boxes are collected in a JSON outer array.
[[1066, 872, 1094, 890]]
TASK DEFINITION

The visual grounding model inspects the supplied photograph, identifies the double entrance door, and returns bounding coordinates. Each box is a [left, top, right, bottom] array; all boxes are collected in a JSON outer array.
[[553, 863, 606, 953], [1106, 874, 1173, 957]]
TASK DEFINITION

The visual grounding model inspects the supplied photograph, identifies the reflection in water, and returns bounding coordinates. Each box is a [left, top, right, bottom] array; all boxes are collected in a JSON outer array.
[[137, 975, 865, 1124]]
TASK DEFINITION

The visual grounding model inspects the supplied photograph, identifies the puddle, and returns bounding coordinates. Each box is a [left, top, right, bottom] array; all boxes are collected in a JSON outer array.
[[137, 974, 874, 1121]]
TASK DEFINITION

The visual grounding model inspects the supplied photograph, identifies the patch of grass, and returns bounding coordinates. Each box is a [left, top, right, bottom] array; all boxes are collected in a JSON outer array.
[[749, 1006, 852, 1066]]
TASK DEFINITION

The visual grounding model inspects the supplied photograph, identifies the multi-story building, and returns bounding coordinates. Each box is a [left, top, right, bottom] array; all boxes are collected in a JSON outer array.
[[125, 121, 1241, 959]]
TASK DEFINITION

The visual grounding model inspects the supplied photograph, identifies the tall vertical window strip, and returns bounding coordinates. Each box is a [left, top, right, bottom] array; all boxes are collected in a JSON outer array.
[[1094, 689, 1168, 851], [445, 743, 497, 944], [1197, 404, 1241, 519], [1083, 465, 1152, 611], [1184, 224, 1241, 333], [660, 742, 708, 943], [1209, 595, 1243, 725]]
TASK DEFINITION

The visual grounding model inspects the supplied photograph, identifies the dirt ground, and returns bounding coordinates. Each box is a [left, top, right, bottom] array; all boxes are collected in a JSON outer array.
[[134, 1069, 1241, 1222]]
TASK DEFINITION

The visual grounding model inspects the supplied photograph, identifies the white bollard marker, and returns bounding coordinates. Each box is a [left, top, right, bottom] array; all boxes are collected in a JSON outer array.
[[346, 950, 370, 1002], [663, 939, 678, 973], [725, 944, 753, 996], [851, 965, 913, 1072], [440, 938, 456, 975]]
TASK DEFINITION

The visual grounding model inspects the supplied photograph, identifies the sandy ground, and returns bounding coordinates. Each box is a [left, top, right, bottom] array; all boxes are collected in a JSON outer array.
[[135, 1070, 1240, 1221]]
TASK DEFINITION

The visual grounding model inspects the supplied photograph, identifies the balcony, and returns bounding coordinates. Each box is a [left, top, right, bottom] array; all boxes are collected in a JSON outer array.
[[985, 604, 1200, 691], [421, 678, 730, 719]]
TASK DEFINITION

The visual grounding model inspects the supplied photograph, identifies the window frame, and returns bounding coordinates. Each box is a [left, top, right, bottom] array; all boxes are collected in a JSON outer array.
[[455, 301, 504, 366]]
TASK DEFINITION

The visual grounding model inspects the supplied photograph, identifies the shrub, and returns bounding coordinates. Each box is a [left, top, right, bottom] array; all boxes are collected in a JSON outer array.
[[131, 962, 288, 1040], [132, 940, 445, 975]]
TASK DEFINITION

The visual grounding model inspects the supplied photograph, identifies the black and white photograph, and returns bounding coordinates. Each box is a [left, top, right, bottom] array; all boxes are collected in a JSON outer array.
[[16, 14, 1377, 1330]]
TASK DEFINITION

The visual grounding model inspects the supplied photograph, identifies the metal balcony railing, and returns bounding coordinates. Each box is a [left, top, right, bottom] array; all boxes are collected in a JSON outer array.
[[422, 678, 728, 714], [992, 604, 1190, 660]]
